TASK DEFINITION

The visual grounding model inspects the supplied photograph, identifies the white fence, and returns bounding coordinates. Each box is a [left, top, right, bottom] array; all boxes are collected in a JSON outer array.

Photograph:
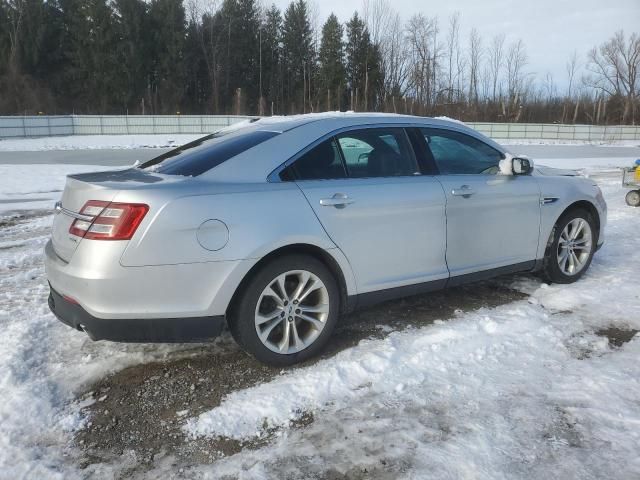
[[466, 122, 640, 142], [0, 115, 254, 138], [1, 115, 639, 141]]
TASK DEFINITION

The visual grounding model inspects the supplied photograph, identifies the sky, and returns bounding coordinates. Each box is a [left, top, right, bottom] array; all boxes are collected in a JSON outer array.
[[270, 0, 640, 91]]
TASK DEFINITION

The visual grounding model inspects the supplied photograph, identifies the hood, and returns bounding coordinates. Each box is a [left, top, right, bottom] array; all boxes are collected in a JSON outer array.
[[534, 165, 581, 177]]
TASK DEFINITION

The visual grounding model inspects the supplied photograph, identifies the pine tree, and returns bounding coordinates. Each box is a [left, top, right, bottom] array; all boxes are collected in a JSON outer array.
[[281, 0, 314, 113], [183, 19, 210, 113], [58, 0, 122, 112], [0, 0, 66, 113], [0, 4, 8, 76], [148, 0, 186, 113], [260, 4, 282, 114], [113, 0, 150, 112], [216, 0, 260, 114], [345, 12, 381, 111], [318, 13, 344, 111]]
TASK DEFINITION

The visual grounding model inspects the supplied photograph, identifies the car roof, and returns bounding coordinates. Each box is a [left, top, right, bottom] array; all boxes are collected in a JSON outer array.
[[248, 112, 469, 133]]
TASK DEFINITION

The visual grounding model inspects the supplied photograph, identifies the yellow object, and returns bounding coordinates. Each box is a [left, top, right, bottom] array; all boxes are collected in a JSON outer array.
[[635, 166, 640, 182]]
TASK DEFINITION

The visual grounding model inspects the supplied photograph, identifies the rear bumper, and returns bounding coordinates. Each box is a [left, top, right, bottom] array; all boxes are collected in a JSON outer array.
[[48, 285, 225, 342], [44, 239, 253, 319]]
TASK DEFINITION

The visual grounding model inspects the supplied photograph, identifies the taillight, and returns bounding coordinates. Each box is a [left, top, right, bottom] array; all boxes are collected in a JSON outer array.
[[69, 200, 149, 240]]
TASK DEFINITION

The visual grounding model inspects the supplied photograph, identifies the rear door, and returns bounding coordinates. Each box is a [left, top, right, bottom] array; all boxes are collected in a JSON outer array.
[[420, 127, 541, 277], [288, 127, 448, 294]]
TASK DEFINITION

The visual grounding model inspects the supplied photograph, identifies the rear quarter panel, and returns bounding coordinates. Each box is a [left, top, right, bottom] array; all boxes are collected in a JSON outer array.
[[119, 182, 338, 266]]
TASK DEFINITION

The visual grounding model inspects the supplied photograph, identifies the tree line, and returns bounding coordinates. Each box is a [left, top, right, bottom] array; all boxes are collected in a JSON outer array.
[[1, 0, 638, 124]]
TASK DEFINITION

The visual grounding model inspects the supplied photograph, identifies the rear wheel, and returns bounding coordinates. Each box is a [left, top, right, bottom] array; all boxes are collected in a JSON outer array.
[[542, 209, 596, 284], [229, 254, 339, 366], [625, 189, 640, 207]]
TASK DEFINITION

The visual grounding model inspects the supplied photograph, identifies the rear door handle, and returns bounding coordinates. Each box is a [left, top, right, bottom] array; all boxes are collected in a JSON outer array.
[[451, 185, 475, 197], [319, 193, 355, 208]]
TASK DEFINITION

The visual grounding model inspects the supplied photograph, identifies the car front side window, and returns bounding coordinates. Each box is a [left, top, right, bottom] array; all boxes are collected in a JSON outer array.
[[421, 128, 503, 175]]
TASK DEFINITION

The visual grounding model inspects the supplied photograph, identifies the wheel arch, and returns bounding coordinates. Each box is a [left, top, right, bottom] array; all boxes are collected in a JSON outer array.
[[226, 244, 354, 320], [558, 200, 601, 240], [542, 199, 601, 259]]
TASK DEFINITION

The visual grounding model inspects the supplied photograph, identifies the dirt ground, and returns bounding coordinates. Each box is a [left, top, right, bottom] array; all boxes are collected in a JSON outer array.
[[74, 281, 528, 472], [72, 279, 638, 477]]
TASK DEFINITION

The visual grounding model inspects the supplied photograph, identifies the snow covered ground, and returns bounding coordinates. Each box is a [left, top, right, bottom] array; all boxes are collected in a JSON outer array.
[[500, 139, 640, 147], [0, 159, 639, 479], [0, 134, 202, 152], [0, 164, 117, 212]]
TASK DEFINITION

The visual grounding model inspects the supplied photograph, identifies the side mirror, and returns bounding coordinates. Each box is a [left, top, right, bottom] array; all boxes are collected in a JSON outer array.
[[512, 157, 533, 175]]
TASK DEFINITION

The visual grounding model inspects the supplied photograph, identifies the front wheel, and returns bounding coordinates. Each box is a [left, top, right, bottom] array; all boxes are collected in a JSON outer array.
[[625, 189, 640, 207], [542, 209, 596, 284], [229, 254, 340, 366]]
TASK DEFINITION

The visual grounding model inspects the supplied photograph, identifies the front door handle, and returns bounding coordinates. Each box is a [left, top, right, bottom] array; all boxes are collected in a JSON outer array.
[[319, 193, 355, 208], [451, 185, 475, 197]]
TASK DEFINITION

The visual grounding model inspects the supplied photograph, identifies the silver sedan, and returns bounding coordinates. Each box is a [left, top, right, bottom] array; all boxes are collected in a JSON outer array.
[[45, 114, 607, 365]]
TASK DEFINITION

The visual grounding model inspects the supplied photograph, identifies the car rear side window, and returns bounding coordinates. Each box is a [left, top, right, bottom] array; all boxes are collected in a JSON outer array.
[[139, 129, 279, 176], [336, 128, 418, 178], [289, 138, 347, 180], [421, 128, 503, 175]]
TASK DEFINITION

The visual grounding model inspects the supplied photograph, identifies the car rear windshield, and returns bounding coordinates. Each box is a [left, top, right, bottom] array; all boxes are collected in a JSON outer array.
[[139, 129, 279, 176]]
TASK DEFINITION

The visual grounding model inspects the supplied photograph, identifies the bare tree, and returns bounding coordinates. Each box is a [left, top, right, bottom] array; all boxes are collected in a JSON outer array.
[[504, 39, 529, 121], [506, 39, 528, 99], [566, 50, 579, 99], [586, 30, 640, 124], [480, 64, 492, 103], [543, 72, 556, 102], [380, 11, 410, 102], [362, 0, 396, 105], [445, 12, 461, 103], [361, 0, 391, 47], [6, 0, 25, 73], [405, 13, 440, 109], [467, 27, 482, 106], [488, 33, 505, 102]]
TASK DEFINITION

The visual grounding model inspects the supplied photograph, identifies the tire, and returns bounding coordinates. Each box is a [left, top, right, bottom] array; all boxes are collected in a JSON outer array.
[[541, 208, 597, 284], [228, 254, 340, 366], [625, 189, 640, 207]]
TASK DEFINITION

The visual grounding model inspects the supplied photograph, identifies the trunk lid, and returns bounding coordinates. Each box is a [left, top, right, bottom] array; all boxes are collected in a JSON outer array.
[[51, 168, 166, 262]]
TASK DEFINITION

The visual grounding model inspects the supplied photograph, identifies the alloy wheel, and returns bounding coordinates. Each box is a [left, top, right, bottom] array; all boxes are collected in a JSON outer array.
[[254, 270, 330, 354], [556, 218, 593, 276]]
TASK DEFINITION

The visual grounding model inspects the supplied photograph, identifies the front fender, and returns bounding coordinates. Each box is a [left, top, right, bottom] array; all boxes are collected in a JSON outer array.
[[537, 177, 606, 259]]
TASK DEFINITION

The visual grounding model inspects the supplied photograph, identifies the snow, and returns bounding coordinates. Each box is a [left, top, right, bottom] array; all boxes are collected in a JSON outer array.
[[0, 158, 639, 478], [188, 315, 640, 478], [0, 134, 202, 151], [183, 169, 640, 478], [0, 212, 198, 478], [0, 164, 118, 212], [435, 115, 468, 126], [535, 156, 638, 172], [501, 139, 640, 147], [498, 152, 515, 175]]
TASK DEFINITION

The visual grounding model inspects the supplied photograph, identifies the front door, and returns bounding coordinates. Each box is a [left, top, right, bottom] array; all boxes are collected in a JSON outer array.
[[420, 127, 541, 277]]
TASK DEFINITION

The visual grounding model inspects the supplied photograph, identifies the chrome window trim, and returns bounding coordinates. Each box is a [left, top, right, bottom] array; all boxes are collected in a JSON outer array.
[[268, 122, 427, 183]]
